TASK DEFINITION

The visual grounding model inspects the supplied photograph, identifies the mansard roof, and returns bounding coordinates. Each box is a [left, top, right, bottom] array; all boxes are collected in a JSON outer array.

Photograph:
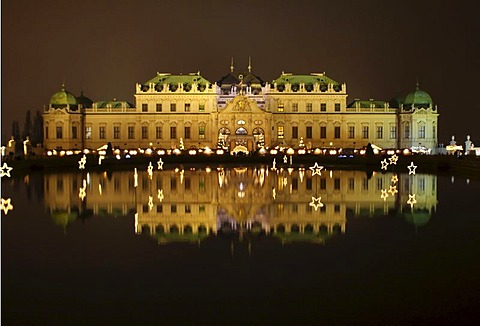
[[272, 72, 341, 85], [347, 99, 389, 109], [143, 72, 212, 86], [94, 100, 134, 108], [217, 71, 265, 86]]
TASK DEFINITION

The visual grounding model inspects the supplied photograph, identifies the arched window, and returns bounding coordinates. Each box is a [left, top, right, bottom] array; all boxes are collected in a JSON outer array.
[[235, 127, 247, 135], [219, 127, 231, 135]]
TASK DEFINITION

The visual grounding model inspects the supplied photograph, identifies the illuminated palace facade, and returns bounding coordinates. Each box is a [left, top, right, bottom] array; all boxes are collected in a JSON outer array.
[[43, 63, 439, 151], [45, 168, 437, 244]]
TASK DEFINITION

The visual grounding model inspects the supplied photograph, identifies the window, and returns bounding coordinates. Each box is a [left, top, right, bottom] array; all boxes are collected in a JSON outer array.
[[156, 103, 162, 112], [85, 126, 92, 139], [277, 126, 284, 139], [199, 177, 205, 191], [184, 178, 191, 190], [306, 178, 312, 190], [292, 126, 298, 139], [376, 126, 383, 139], [199, 104, 205, 112], [292, 178, 298, 190], [170, 103, 176, 112], [348, 178, 355, 190], [185, 204, 191, 214], [334, 204, 340, 213], [157, 205, 163, 213], [142, 126, 148, 139], [390, 126, 397, 139], [320, 103, 327, 112], [292, 103, 298, 112], [419, 125, 425, 139], [45, 126, 49, 139], [184, 126, 191, 139], [199, 126, 205, 139], [362, 126, 369, 139], [334, 126, 340, 139], [170, 126, 177, 139], [277, 103, 284, 112], [320, 126, 326, 138], [306, 126, 312, 139], [99, 126, 106, 139], [156, 126, 162, 139], [306, 103, 312, 112], [114, 126, 120, 139], [171, 205, 177, 213], [404, 123, 410, 139], [362, 178, 369, 190], [334, 178, 341, 190], [377, 178, 383, 190], [72, 126, 77, 139], [56, 126, 63, 139], [185, 103, 191, 112], [128, 126, 135, 139], [432, 125, 436, 138], [335, 103, 341, 112], [320, 178, 326, 190], [199, 204, 206, 213], [170, 177, 177, 190], [142, 103, 148, 112], [348, 126, 355, 139]]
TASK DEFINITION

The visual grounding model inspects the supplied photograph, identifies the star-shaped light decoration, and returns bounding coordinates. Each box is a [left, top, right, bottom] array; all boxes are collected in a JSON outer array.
[[134, 168, 138, 188], [157, 189, 164, 202], [380, 189, 389, 201], [0, 162, 13, 178], [98, 155, 105, 165], [309, 162, 324, 176], [148, 196, 154, 211], [283, 155, 288, 164], [381, 159, 389, 170], [157, 158, 164, 170], [388, 184, 398, 195], [79, 180, 87, 201], [1, 198, 14, 215], [407, 194, 417, 208], [147, 162, 154, 179], [78, 155, 87, 170], [391, 174, 399, 184], [309, 196, 324, 211], [389, 154, 399, 165], [407, 162, 417, 175]]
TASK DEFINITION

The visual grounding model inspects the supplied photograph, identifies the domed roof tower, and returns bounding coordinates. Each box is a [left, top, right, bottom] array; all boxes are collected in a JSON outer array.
[[403, 81, 433, 109], [49, 83, 78, 109]]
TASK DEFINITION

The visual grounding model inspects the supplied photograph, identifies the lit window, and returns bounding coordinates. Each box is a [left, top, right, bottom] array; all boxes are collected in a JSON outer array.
[[376, 126, 383, 139], [85, 126, 92, 139], [277, 126, 284, 139], [390, 126, 397, 139], [56, 126, 63, 139], [185, 103, 190, 112], [199, 126, 205, 139], [306, 103, 312, 112], [419, 125, 425, 139], [277, 103, 284, 112], [237, 120, 246, 125]]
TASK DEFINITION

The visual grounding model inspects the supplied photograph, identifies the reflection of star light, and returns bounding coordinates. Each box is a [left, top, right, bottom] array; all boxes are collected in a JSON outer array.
[[309, 162, 324, 176], [79, 180, 87, 201], [391, 174, 398, 184], [283, 155, 288, 164], [380, 189, 389, 201], [407, 162, 417, 175], [135, 213, 139, 233], [388, 185, 398, 195], [78, 155, 87, 169], [381, 159, 389, 170], [309, 196, 324, 211], [407, 194, 417, 208], [148, 196, 154, 210], [147, 162, 153, 179], [272, 159, 277, 170], [272, 188, 276, 200], [1, 162, 13, 177], [389, 154, 398, 165], [157, 158, 164, 170], [157, 189, 164, 202], [134, 168, 138, 188], [1, 198, 14, 215]]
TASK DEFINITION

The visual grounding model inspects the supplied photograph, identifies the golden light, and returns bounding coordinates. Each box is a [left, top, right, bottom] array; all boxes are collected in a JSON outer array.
[[203, 147, 213, 155], [157, 149, 166, 155], [145, 148, 153, 155], [173, 149, 181, 155], [216, 149, 224, 155], [286, 148, 295, 155], [313, 148, 322, 155], [83, 149, 90, 154], [270, 149, 278, 155], [298, 148, 306, 155], [329, 149, 337, 155], [188, 149, 197, 155]]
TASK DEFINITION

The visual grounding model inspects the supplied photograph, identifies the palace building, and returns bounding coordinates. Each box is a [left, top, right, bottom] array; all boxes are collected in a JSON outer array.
[[43, 62, 439, 152]]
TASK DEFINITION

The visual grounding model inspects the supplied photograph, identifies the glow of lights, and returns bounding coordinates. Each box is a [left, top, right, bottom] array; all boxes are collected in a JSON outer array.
[[116, 154, 121, 160], [98, 150, 106, 155], [299, 168, 305, 183], [309, 162, 324, 176], [0, 163, 13, 178], [59, 150, 65, 156], [173, 148, 181, 155], [157, 189, 164, 202], [258, 148, 267, 155], [1, 198, 14, 215], [23, 139, 30, 155], [283, 178, 288, 187], [380, 189, 389, 201], [180, 169, 184, 184], [389, 154, 398, 165], [83, 149, 90, 154], [79, 180, 87, 201], [288, 167, 294, 175], [189, 149, 197, 155], [272, 188, 276, 200], [272, 158, 277, 170], [237, 191, 245, 198], [381, 159, 389, 170], [286, 148, 295, 155], [290, 156, 293, 165], [359, 149, 366, 155], [135, 213, 138, 233], [1, 146, 5, 157], [298, 149, 306, 155], [407, 162, 417, 175], [205, 167, 212, 173], [407, 194, 417, 208], [47, 151, 53, 156], [330, 170, 333, 178], [283, 155, 288, 163], [66, 150, 73, 156], [157, 158, 164, 170], [8, 139, 14, 147], [309, 196, 324, 211], [313, 148, 322, 155], [387, 150, 395, 155], [145, 148, 153, 155], [270, 149, 278, 155], [373, 149, 380, 155], [129, 149, 138, 156], [216, 149, 224, 155], [157, 149, 166, 155], [78, 155, 87, 170], [148, 196, 154, 210], [391, 174, 398, 184], [147, 162, 154, 179], [87, 172, 90, 185], [388, 185, 398, 195], [403, 148, 411, 155], [203, 147, 213, 155], [98, 155, 105, 165], [114, 149, 121, 155], [328, 149, 337, 155], [98, 184, 102, 195], [134, 168, 138, 188]]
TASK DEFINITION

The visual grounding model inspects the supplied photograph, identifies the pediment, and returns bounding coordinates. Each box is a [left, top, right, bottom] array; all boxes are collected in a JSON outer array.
[[220, 95, 265, 115]]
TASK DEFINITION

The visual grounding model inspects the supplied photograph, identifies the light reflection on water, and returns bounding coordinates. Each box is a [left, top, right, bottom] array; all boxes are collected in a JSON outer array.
[[2, 167, 480, 324]]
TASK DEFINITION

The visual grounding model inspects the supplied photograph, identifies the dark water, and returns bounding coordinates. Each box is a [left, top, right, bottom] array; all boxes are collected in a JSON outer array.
[[2, 167, 480, 325]]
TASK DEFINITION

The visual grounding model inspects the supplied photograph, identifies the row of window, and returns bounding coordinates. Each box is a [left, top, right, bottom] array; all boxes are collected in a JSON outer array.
[[141, 103, 205, 112], [276, 125, 431, 139], [277, 102, 341, 112]]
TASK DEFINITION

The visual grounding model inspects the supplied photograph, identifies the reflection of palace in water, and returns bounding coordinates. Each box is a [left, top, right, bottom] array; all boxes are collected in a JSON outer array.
[[44, 167, 437, 244]]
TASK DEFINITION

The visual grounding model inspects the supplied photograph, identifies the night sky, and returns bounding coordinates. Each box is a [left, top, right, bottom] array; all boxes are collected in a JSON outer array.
[[2, 0, 479, 145]]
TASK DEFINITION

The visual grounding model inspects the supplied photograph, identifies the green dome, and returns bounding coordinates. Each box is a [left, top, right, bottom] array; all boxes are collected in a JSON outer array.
[[403, 83, 433, 108], [50, 84, 78, 107]]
